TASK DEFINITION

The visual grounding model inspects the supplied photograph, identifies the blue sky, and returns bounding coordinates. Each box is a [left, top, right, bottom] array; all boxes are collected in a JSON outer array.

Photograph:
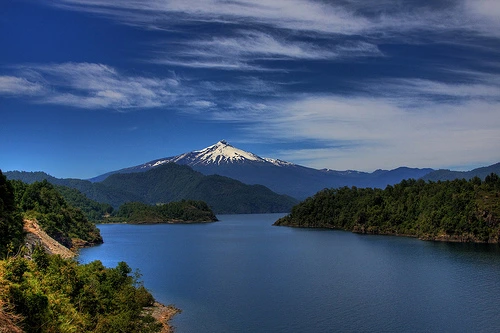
[[1, 0, 500, 179]]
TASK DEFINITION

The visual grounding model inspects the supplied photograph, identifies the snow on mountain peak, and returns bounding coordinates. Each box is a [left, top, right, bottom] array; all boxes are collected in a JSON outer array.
[[263, 157, 295, 167], [172, 140, 264, 165], [135, 140, 297, 169]]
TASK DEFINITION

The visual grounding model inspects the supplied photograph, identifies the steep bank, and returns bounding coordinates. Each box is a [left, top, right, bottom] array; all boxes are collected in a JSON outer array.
[[23, 219, 75, 259]]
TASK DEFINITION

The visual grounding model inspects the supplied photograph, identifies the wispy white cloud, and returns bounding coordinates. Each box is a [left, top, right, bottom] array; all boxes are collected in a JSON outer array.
[[153, 58, 273, 72], [154, 31, 382, 70], [364, 77, 500, 102], [41, 0, 500, 76], [464, 0, 500, 35], [41, 0, 500, 77], [2, 63, 187, 109], [189, 100, 216, 108], [47, 0, 500, 38], [251, 95, 500, 171], [0, 76, 46, 96], [50, 0, 371, 34], [200, 68, 500, 171], [185, 32, 381, 60]]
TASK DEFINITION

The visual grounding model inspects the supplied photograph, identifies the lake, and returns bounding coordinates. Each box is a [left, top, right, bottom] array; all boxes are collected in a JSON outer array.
[[78, 214, 500, 332]]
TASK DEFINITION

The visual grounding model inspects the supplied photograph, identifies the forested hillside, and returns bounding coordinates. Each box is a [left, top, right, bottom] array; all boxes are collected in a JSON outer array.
[[275, 174, 500, 243], [54, 185, 113, 222], [5, 165, 297, 214], [10, 179, 102, 249], [0, 170, 167, 332], [101, 163, 297, 213]]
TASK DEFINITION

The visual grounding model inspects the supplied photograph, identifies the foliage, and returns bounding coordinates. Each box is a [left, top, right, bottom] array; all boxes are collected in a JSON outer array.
[[112, 200, 218, 223], [0, 171, 163, 333], [4, 171, 141, 212], [5, 165, 298, 214], [54, 185, 113, 222], [0, 171, 25, 258], [0, 254, 161, 333], [12, 180, 102, 248], [275, 174, 500, 243]]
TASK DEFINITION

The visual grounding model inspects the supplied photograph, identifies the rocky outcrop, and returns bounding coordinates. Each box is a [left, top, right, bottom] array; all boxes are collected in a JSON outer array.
[[23, 220, 75, 259], [145, 302, 181, 333]]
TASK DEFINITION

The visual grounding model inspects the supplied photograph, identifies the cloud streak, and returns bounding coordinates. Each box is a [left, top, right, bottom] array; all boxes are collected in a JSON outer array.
[[0, 76, 46, 96], [1, 63, 186, 109], [154, 31, 382, 70], [47, 0, 500, 38], [256, 96, 500, 171]]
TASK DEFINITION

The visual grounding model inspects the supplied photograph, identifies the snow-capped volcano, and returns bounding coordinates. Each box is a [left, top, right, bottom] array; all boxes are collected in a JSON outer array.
[[134, 140, 289, 169]]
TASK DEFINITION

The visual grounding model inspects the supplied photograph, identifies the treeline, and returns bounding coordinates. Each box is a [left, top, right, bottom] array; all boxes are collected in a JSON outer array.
[[275, 174, 500, 243], [110, 200, 218, 224], [5, 164, 298, 214], [0, 171, 25, 258], [54, 185, 113, 222], [4, 170, 218, 227]]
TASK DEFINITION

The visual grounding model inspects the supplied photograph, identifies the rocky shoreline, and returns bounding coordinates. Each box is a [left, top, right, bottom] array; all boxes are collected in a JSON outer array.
[[275, 222, 500, 244], [147, 302, 181, 333]]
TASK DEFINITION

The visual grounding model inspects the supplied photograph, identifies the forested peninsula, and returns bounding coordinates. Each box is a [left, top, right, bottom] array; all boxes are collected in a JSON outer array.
[[0, 171, 177, 332], [275, 174, 500, 243]]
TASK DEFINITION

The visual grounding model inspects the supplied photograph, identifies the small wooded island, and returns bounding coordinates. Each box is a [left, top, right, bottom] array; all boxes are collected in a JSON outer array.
[[275, 174, 500, 243], [106, 200, 218, 224]]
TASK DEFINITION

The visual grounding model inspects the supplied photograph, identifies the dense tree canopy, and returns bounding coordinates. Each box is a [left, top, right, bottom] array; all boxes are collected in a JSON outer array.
[[11, 179, 102, 248], [0, 171, 25, 258], [113, 200, 217, 224], [0, 252, 161, 333], [54, 185, 113, 222], [275, 174, 500, 243]]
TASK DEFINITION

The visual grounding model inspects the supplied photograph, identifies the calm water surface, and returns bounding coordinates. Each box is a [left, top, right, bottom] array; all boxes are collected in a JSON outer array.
[[78, 214, 500, 332]]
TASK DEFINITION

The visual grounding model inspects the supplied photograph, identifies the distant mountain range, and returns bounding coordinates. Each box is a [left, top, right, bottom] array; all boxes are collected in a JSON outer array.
[[5, 140, 499, 214], [421, 163, 500, 182], [90, 140, 435, 199]]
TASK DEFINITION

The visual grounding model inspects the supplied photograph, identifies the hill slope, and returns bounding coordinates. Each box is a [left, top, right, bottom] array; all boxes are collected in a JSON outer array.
[[101, 163, 298, 214], [421, 162, 500, 182]]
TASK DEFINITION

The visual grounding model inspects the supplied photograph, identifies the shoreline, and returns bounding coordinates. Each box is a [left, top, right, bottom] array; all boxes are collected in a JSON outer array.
[[147, 302, 181, 333], [274, 223, 500, 244]]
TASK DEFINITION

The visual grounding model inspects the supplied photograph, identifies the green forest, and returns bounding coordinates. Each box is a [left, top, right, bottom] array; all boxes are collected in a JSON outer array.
[[275, 174, 500, 243], [0, 170, 164, 332], [110, 200, 218, 224]]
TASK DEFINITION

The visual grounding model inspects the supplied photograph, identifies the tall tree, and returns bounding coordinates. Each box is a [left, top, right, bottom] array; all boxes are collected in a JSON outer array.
[[0, 170, 25, 257]]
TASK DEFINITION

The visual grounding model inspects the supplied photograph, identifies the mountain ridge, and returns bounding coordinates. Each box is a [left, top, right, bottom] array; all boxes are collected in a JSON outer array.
[[89, 140, 435, 199]]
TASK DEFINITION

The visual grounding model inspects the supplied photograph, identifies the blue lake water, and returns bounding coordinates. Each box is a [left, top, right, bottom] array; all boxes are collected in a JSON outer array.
[[78, 214, 500, 332]]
